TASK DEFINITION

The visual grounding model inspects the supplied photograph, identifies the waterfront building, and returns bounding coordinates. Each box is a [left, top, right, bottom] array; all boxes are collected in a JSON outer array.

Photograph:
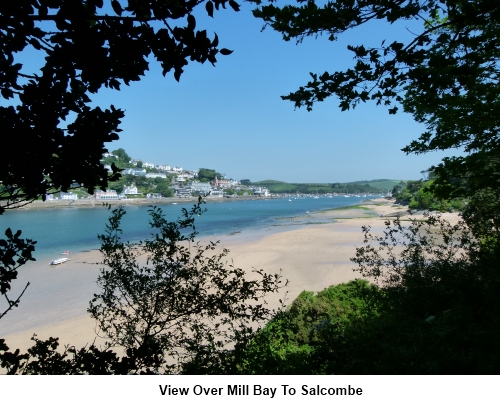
[[252, 187, 270, 197], [94, 190, 119, 199], [60, 192, 78, 200], [212, 177, 231, 189], [174, 186, 192, 198], [189, 182, 212, 195]]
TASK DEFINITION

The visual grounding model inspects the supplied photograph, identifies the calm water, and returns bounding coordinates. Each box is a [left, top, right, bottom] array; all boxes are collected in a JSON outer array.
[[1, 196, 375, 261]]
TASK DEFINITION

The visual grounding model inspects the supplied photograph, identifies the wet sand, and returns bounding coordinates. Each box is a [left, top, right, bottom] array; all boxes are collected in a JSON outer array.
[[1, 199, 460, 352]]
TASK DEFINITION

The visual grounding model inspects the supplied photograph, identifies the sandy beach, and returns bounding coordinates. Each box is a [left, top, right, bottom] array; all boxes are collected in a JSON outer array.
[[1, 198, 460, 353]]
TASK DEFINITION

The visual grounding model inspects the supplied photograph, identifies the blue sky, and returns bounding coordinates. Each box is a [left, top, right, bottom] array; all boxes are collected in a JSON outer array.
[[26, 3, 460, 183]]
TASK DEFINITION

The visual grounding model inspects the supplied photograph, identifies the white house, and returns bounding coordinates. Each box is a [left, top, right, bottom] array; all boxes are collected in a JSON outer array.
[[94, 190, 119, 199], [156, 164, 171, 171], [143, 162, 155, 169], [146, 173, 167, 179], [253, 187, 270, 197], [123, 168, 146, 176], [60, 192, 78, 200], [123, 185, 139, 195], [172, 166, 183, 172], [189, 182, 212, 195], [176, 174, 192, 182]]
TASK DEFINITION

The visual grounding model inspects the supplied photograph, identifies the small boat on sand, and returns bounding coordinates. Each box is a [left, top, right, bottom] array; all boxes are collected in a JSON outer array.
[[61, 250, 71, 255], [50, 257, 69, 265]]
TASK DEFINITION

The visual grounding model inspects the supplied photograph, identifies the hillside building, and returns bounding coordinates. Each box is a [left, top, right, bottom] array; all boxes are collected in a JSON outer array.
[[123, 185, 139, 195]]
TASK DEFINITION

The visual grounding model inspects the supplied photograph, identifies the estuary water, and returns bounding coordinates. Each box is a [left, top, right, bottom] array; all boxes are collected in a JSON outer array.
[[1, 196, 375, 262]]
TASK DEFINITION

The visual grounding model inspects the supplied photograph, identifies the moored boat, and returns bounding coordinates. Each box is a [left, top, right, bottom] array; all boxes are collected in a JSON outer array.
[[50, 257, 69, 265]]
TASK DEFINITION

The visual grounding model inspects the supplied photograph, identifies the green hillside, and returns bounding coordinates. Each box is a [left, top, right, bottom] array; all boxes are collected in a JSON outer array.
[[250, 179, 405, 194], [252, 180, 289, 184], [252, 180, 330, 194], [349, 179, 405, 191]]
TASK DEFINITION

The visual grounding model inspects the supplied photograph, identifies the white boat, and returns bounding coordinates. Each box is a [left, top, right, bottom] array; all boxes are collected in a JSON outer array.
[[50, 257, 69, 265]]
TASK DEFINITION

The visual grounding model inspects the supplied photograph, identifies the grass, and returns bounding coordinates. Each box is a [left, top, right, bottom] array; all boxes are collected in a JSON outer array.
[[325, 205, 372, 211]]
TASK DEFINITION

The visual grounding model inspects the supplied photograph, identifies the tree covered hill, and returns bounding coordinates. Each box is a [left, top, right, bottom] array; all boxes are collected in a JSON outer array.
[[250, 179, 404, 194]]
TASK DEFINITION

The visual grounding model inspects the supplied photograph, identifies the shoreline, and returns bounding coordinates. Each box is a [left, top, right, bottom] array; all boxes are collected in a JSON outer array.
[[2, 194, 279, 211], [1, 198, 460, 352]]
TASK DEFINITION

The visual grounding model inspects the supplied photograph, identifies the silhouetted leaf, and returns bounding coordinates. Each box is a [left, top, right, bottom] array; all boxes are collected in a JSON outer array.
[[229, 0, 240, 12], [111, 0, 123, 16], [205, 1, 214, 17]]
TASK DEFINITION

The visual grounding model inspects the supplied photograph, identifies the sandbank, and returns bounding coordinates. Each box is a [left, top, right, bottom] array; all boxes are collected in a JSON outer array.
[[1, 198, 460, 353]]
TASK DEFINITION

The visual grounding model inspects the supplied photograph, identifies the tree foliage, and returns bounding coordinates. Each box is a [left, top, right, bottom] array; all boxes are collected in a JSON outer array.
[[112, 148, 131, 164], [0, 229, 36, 321], [237, 279, 386, 374], [198, 168, 223, 182], [392, 180, 464, 211], [251, 0, 500, 199], [0, 200, 286, 374], [0, 0, 238, 212], [461, 187, 500, 240], [239, 215, 500, 374]]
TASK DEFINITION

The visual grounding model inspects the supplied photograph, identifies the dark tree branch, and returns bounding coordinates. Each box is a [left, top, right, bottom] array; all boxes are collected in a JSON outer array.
[[1, 282, 30, 320]]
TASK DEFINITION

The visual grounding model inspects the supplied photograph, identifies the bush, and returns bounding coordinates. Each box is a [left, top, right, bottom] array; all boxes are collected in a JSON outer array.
[[239, 214, 500, 374], [1, 200, 286, 374]]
